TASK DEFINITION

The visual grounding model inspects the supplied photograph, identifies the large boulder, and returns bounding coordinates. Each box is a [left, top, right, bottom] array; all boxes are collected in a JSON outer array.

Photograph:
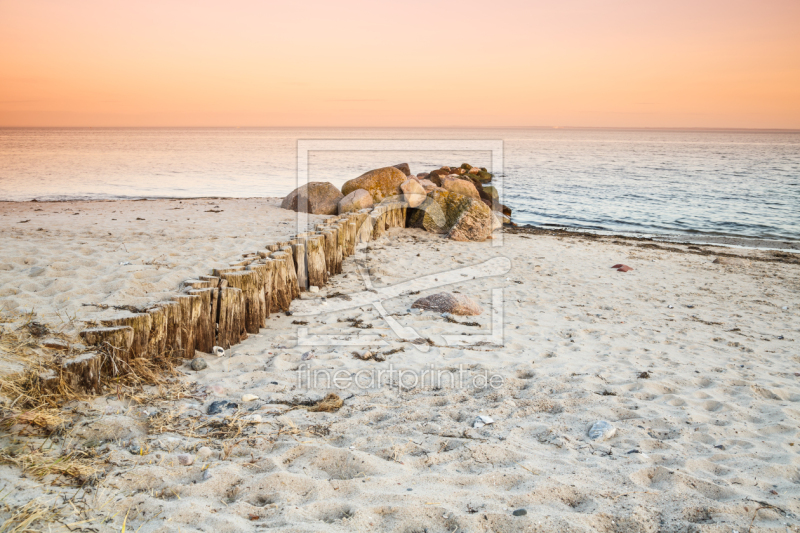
[[393, 163, 411, 176], [441, 176, 480, 200], [412, 292, 482, 315], [447, 197, 494, 241], [407, 189, 474, 234], [281, 182, 343, 215], [342, 167, 406, 203], [400, 179, 426, 208], [338, 189, 374, 214]]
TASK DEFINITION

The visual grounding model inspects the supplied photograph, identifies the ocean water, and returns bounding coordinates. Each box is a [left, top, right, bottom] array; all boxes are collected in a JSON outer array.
[[1, 127, 798, 243]]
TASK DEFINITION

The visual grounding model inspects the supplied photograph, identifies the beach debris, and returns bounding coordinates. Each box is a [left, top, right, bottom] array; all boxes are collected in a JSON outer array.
[[338, 189, 374, 214], [280, 182, 343, 215], [128, 441, 146, 455], [309, 285, 320, 293], [611, 264, 633, 272], [242, 394, 259, 402], [638, 371, 650, 379], [212, 346, 225, 357], [512, 509, 528, 517], [412, 292, 482, 316], [207, 400, 237, 415], [588, 420, 616, 441], [118, 261, 132, 265], [177, 454, 194, 466], [301, 350, 315, 361], [307, 393, 344, 412], [190, 358, 208, 371], [473, 415, 494, 428], [355, 350, 373, 360]]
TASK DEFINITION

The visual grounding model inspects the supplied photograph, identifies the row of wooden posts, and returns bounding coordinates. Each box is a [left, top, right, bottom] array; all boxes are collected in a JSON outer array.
[[57, 202, 408, 393]]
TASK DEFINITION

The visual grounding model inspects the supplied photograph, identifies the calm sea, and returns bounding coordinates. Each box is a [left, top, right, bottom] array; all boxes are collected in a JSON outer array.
[[1, 128, 798, 244]]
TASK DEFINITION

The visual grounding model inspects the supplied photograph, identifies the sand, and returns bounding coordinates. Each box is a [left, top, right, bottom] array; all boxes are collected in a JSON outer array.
[[1, 199, 799, 532]]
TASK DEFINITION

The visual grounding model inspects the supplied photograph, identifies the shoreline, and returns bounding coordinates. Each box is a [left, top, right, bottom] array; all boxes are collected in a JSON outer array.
[[3, 197, 798, 253]]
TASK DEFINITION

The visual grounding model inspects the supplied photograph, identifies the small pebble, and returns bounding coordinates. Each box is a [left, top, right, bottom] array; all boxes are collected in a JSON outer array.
[[512, 509, 527, 516], [242, 394, 259, 402], [190, 358, 208, 371], [588, 420, 616, 441], [177, 454, 194, 466], [197, 447, 213, 460], [309, 285, 320, 293]]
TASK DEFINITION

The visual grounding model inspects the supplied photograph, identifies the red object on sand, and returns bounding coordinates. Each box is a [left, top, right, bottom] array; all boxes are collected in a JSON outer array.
[[617, 265, 633, 272], [611, 264, 623, 269]]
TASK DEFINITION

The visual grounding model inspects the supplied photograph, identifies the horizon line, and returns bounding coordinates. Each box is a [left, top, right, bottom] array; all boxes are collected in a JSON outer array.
[[1, 125, 799, 133]]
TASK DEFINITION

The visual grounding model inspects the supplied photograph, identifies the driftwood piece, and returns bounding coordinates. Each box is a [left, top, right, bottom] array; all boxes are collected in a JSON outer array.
[[222, 270, 265, 334], [306, 234, 327, 288], [217, 287, 247, 348], [100, 313, 152, 362], [172, 294, 202, 358], [187, 289, 215, 354]]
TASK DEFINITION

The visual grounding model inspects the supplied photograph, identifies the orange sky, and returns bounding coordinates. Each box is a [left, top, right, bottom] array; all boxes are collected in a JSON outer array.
[[1, 0, 799, 128]]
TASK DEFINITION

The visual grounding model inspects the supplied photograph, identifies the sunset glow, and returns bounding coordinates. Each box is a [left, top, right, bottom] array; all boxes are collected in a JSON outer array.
[[2, 0, 799, 128]]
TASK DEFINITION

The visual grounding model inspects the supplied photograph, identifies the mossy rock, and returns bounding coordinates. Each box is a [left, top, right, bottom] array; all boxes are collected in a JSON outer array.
[[480, 185, 499, 202], [407, 190, 475, 234], [475, 170, 493, 183], [460, 163, 473, 171], [342, 167, 406, 203]]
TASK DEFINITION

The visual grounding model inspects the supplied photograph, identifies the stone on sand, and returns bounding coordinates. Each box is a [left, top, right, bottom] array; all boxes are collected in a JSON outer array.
[[281, 182, 343, 215], [411, 292, 482, 315], [447, 197, 495, 242]]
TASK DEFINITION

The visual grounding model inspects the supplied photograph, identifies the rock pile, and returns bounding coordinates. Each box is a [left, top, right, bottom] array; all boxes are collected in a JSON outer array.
[[281, 163, 512, 241]]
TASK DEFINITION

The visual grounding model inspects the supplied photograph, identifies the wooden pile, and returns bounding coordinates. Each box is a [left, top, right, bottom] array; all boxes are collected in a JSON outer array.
[[72, 204, 407, 390]]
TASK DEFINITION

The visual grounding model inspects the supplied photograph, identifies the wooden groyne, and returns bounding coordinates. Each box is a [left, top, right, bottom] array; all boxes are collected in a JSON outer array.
[[68, 205, 404, 391]]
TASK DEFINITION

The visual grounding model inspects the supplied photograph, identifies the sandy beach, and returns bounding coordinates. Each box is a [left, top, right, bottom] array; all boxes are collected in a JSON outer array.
[[1, 198, 799, 532]]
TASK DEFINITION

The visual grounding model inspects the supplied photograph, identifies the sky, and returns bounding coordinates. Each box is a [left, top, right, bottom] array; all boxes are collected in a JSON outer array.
[[1, 0, 799, 128]]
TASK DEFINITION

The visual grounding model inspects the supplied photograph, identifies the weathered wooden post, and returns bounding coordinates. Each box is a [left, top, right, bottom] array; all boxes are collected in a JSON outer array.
[[217, 286, 247, 348], [221, 270, 265, 334], [187, 288, 215, 354]]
